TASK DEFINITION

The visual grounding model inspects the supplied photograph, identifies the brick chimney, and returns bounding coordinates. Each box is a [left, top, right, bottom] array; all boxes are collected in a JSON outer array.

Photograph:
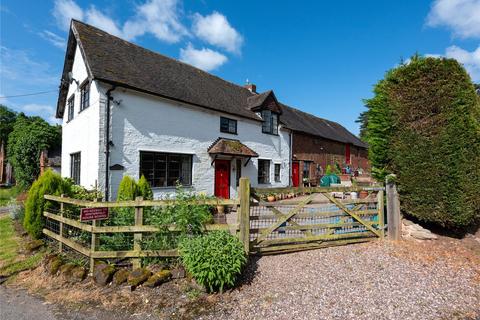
[[244, 83, 257, 93]]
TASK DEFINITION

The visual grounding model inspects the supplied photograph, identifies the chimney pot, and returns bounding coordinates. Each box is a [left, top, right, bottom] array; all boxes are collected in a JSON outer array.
[[245, 83, 257, 93]]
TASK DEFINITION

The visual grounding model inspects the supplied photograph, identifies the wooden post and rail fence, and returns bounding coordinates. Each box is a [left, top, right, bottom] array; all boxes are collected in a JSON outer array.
[[43, 177, 401, 273]]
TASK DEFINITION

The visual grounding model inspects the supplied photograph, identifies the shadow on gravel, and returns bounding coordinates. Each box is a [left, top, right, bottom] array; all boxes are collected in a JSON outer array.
[[237, 255, 260, 287]]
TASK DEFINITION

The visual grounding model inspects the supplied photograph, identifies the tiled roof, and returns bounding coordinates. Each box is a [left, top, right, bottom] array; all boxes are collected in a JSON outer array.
[[208, 138, 259, 157], [56, 20, 367, 148]]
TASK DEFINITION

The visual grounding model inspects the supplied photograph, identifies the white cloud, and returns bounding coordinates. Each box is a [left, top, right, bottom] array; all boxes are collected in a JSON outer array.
[[39, 30, 65, 49], [427, 45, 480, 81], [192, 12, 243, 53], [123, 0, 189, 43], [52, 0, 188, 43], [21, 104, 59, 124], [21, 103, 55, 114], [53, 0, 84, 31], [179, 44, 227, 71], [446, 45, 480, 81], [427, 0, 480, 38], [85, 6, 122, 37]]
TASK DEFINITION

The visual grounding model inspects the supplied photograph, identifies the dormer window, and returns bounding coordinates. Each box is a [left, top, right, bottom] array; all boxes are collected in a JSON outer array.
[[261, 110, 278, 135]]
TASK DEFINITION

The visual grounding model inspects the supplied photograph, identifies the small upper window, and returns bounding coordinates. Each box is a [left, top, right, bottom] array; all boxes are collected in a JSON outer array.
[[67, 95, 74, 122], [80, 81, 90, 111], [261, 110, 278, 135], [220, 117, 237, 134]]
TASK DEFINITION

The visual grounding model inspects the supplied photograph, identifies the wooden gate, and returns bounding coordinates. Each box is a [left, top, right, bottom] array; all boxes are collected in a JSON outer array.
[[246, 185, 384, 254]]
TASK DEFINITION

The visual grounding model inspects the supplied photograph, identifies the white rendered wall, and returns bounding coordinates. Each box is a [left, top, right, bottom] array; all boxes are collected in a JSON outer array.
[[102, 87, 290, 199], [61, 45, 101, 189]]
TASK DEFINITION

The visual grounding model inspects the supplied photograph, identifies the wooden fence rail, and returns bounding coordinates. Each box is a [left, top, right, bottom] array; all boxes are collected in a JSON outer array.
[[43, 177, 401, 273], [43, 195, 238, 273]]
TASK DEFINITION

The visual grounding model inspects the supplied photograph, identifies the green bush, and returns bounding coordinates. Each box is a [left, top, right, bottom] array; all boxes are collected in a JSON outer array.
[[360, 55, 480, 229], [179, 231, 247, 292], [117, 176, 138, 201], [24, 170, 72, 238], [137, 175, 153, 200], [70, 184, 103, 201]]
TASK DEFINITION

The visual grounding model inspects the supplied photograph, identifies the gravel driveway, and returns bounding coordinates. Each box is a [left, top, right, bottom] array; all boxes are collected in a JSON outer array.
[[201, 241, 480, 320]]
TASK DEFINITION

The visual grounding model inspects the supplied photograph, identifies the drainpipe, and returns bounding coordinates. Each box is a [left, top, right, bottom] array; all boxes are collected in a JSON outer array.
[[289, 131, 293, 187], [104, 85, 116, 201]]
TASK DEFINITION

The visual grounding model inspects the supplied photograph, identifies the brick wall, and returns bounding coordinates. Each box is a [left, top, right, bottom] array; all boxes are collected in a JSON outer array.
[[292, 132, 369, 184]]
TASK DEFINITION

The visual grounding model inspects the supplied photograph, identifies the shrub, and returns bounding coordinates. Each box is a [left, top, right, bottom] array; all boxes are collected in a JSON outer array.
[[360, 55, 480, 229], [179, 231, 247, 292], [70, 184, 103, 201], [117, 176, 138, 201], [24, 170, 72, 238], [137, 175, 153, 200]]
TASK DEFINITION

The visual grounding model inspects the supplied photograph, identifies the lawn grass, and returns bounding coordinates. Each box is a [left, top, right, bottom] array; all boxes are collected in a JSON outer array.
[[0, 186, 22, 207], [0, 215, 44, 277]]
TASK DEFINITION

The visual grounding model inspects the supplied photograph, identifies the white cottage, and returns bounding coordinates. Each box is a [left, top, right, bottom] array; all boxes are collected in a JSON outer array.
[[57, 20, 291, 200]]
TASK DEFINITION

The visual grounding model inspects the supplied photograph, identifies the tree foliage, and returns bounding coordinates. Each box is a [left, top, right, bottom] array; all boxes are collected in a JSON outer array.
[[0, 105, 17, 148], [7, 114, 61, 188], [24, 170, 72, 238], [360, 56, 480, 229]]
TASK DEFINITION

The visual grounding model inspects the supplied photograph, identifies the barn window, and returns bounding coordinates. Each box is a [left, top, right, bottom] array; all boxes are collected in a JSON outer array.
[[70, 152, 81, 185], [139, 151, 192, 187], [258, 159, 270, 184]]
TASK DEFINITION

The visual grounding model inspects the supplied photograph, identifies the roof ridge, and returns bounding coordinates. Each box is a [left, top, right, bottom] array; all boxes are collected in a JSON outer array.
[[71, 19, 254, 96]]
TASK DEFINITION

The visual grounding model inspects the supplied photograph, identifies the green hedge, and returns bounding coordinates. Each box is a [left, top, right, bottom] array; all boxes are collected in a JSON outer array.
[[361, 56, 480, 229]]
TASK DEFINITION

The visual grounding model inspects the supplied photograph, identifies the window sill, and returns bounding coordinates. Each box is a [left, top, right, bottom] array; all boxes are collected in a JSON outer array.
[[220, 131, 238, 135], [262, 132, 279, 136], [78, 106, 90, 114], [151, 185, 193, 190]]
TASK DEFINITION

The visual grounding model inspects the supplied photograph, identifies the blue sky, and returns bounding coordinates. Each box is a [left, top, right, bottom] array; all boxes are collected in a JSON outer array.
[[1, 0, 479, 134]]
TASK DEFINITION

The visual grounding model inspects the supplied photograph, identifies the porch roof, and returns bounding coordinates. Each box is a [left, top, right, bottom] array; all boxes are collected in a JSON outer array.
[[208, 138, 259, 158]]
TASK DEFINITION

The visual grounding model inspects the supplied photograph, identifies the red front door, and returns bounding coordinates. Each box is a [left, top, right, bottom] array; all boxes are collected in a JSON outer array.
[[345, 144, 351, 165], [215, 160, 230, 199], [292, 162, 300, 187]]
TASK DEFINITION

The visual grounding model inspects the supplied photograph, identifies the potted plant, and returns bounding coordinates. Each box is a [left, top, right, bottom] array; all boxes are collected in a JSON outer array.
[[359, 189, 369, 199], [267, 193, 276, 202], [216, 204, 225, 214]]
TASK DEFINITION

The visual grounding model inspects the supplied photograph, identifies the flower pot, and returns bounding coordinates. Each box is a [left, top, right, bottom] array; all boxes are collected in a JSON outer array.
[[216, 205, 225, 214], [267, 196, 276, 202], [359, 190, 368, 199]]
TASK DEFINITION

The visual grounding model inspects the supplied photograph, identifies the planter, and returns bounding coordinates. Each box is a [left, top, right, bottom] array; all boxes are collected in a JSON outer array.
[[267, 195, 276, 202], [339, 174, 351, 182], [216, 205, 225, 214], [359, 190, 368, 199]]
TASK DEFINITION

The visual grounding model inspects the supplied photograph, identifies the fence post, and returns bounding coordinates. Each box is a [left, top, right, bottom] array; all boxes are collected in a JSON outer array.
[[59, 194, 65, 252], [386, 175, 401, 240], [132, 196, 143, 269], [377, 189, 385, 239], [238, 177, 250, 255], [89, 197, 102, 274]]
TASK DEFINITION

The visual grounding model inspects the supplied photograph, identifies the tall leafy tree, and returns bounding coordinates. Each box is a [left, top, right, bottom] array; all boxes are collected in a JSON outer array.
[[8, 114, 61, 188], [361, 56, 480, 229], [0, 105, 17, 148]]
